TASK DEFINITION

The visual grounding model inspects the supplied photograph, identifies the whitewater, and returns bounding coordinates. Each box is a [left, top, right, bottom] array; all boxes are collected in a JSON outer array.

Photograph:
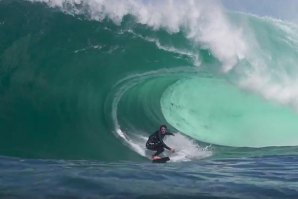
[[0, 0, 298, 198]]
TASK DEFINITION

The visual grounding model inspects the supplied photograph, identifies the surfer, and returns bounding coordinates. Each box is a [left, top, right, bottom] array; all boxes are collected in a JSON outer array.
[[146, 125, 175, 160]]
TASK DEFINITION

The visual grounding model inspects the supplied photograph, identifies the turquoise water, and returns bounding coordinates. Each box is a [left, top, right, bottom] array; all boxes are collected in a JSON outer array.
[[162, 76, 298, 147], [1, 0, 298, 198]]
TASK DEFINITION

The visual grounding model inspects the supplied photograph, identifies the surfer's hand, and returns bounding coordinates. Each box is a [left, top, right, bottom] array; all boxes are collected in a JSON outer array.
[[170, 148, 175, 153]]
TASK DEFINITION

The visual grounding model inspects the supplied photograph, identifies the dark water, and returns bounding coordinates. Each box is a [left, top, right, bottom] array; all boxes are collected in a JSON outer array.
[[1, 155, 298, 199], [1, 0, 298, 198]]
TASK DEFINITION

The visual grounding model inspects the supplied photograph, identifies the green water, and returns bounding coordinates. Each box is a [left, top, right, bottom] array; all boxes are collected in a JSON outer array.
[[1, 0, 298, 160], [162, 76, 298, 147]]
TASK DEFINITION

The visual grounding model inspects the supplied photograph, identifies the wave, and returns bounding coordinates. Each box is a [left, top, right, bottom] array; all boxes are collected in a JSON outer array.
[[1, 0, 298, 160]]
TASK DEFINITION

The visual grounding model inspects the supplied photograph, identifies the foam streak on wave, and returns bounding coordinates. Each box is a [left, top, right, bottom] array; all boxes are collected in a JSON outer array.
[[126, 29, 201, 67]]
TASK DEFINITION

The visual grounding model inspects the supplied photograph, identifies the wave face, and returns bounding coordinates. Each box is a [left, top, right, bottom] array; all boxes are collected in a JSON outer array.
[[1, 0, 298, 160]]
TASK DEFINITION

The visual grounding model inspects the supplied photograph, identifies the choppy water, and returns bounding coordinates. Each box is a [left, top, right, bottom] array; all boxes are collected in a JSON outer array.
[[1, 155, 298, 199]]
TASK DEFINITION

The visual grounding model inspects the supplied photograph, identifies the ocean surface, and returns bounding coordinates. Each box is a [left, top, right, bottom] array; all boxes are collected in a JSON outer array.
[[1, 0, 298, 198]]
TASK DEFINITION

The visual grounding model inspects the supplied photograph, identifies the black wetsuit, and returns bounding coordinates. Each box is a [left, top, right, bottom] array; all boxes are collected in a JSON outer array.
[[146, 131, 174, 157]]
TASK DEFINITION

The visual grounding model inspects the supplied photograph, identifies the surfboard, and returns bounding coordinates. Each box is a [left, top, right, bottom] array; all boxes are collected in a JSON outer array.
[[152, 157, 170, 163]]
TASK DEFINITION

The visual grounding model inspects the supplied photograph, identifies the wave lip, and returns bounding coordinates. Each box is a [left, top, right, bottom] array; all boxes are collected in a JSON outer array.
[[28, 0, 248, 72]]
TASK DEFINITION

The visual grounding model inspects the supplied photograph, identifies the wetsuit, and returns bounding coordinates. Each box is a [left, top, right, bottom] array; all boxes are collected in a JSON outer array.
[[146, 131, 174, 157]]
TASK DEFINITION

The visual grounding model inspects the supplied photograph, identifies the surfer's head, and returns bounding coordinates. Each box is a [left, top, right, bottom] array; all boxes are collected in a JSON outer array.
[[159, 125, 167, 134]]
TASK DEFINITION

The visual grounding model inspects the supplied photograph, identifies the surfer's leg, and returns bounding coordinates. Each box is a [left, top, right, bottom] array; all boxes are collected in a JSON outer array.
[[153, 146, 164, 157]]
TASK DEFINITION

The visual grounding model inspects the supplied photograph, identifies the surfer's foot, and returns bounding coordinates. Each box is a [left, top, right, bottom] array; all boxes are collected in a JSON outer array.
[[152, 156, 161, 160]]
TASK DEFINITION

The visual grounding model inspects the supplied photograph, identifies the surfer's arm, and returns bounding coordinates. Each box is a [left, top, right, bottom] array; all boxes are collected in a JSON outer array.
[[164, 132, 175, 151], [163, 143, 171, 150], [158, 132, 172, 150], [166, 132, 174, 136]]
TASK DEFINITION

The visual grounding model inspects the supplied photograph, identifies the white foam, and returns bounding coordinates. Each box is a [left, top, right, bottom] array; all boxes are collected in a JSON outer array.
[[239, 71, 298, 109], [164, 133, 212, 162], [28, 0, 248, 72], [236, 18, 298, 110], [115, 128, 146, 157]]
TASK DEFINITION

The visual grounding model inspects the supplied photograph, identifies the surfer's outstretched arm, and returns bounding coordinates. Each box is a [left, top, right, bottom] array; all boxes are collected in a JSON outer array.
[[166, 132, 174, 136]]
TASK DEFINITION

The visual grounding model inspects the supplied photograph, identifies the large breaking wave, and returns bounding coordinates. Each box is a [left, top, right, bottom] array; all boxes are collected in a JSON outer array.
[[1, 0, 298, 160]]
